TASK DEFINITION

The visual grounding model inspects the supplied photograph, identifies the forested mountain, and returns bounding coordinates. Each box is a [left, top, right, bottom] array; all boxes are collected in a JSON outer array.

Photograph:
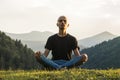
[[81, 36, 120, 69], [0, 31, 38, 70], [1, 30, 120, 70]]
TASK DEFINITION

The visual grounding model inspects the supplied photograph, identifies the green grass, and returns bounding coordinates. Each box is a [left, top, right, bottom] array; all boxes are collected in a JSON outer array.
[[0, 68, 120, 80]]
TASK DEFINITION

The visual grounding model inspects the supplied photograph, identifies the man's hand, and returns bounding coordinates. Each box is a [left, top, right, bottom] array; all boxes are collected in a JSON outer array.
[[34, 51, 42, 62]]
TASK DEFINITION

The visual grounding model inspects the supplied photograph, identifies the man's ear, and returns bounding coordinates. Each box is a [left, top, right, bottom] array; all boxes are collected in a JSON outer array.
[[56, 23, 58, 26], [67, 24, 69, 27]]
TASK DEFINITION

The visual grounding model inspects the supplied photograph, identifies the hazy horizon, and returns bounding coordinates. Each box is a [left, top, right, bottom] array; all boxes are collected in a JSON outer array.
[[0, 0, 120, 39]]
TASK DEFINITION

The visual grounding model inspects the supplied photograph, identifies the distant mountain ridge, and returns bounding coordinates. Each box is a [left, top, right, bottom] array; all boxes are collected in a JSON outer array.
[[22, 40, 45, 51], [5, 31, 117, 52], [6, 31, 54, 41], [79, 31, 116, 48]]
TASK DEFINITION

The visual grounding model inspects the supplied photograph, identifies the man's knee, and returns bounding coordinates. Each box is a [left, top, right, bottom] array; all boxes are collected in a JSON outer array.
[[81, 53, 88, 62]]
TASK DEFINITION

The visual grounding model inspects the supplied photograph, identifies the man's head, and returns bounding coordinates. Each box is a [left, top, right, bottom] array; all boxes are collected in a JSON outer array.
[[57, 16, 69, 30]]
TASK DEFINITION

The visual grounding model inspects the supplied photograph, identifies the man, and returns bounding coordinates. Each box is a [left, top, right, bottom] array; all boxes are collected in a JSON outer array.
[[34, 16, 88, 70]]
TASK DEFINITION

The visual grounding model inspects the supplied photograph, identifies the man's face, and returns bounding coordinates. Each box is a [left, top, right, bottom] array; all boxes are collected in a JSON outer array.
[[57, 16, 69, 30]]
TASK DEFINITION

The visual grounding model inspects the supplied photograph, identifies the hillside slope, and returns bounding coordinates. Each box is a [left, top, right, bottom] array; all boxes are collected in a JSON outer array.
[[81, 36, 120, 69], [0, 31, 37, 70]]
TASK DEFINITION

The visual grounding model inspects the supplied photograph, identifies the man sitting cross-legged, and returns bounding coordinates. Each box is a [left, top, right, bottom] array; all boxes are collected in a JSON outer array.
[[34, 16, 88, 70]]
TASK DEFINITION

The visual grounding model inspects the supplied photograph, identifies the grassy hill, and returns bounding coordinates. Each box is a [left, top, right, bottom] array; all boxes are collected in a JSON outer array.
[[0, 69, 120, 80], [81, 36, 120, 69]]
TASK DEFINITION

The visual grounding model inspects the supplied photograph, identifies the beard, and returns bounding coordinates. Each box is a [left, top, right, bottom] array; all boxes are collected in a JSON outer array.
[[59, 26, 65, 30]]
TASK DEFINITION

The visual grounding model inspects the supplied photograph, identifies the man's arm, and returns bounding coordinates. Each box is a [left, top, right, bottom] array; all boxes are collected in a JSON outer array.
[[43, 49, 50, 57], [73, 48, 81, 56], [35, 49, 50, 57]]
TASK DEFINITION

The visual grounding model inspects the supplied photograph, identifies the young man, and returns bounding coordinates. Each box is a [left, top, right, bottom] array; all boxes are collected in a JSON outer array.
[[34, 16, 88, 69]]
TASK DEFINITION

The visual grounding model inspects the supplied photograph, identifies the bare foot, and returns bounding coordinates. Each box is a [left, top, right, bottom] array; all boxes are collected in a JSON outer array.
[[81, 53, 88, 62]]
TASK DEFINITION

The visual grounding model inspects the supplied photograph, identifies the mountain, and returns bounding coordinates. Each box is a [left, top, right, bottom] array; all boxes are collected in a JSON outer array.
[[5, 31, 86, 51], [0, 31, 38, 70], [6, 31, 54, 41], [81, 36, 120, 69], [6, 31, 116, 51], [22, 40, 45, 51], [78, 31, 116, 48]]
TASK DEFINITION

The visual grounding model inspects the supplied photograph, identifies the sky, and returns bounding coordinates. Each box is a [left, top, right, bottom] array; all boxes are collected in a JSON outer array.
[[0, 0, 120, 39]]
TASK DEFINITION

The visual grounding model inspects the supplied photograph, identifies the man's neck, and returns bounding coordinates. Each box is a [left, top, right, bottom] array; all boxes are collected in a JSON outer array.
[[58, 30, 67, 37]]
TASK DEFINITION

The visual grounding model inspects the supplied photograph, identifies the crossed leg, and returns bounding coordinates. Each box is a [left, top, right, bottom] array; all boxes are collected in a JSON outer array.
[[34, 52, 88, 70]]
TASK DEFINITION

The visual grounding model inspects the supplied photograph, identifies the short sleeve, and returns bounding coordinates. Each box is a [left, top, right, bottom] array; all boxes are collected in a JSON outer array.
[[71, 37, 79, 50], [45, 37, 53, 50]]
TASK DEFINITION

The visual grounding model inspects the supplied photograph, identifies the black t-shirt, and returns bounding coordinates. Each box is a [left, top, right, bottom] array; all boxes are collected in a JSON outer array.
[[45, 34, 79, 60]]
